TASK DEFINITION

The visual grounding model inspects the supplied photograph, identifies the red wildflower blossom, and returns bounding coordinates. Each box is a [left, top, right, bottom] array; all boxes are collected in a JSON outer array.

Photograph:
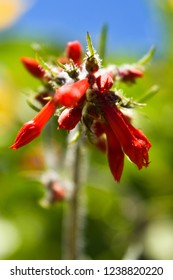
[[10, 99, 57, 150], [10, 35, 152, 182], [21, 57, 45, 79], [101, 95, 151, 170], [66, 41, 83, 65], [54, 78, 89, 107]]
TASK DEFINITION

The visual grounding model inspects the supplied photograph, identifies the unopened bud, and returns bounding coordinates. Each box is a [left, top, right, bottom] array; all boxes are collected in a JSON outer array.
[[85, 56, 99, 73]]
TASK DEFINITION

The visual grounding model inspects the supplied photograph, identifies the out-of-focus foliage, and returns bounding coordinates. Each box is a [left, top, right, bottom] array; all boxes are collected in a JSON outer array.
[[1, 1, 173, 260]]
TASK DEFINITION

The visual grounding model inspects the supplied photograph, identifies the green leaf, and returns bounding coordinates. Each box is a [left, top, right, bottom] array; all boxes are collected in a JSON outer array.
[[137, 46, 156, 66], [86, 32, 95, 56], [36, 53, 51, 72], [98, 24, 108, 65], [36, 53, 57, 78], [26, 99, 41, 112], [138, 85, 159, 103], [56, 60, 66, 70]]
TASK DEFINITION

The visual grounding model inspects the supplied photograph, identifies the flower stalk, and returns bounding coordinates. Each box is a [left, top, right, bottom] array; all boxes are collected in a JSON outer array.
[[62, 127, 86, 260]]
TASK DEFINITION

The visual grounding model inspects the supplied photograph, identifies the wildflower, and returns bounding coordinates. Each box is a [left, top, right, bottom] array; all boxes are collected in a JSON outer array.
[[10, 99, 56, 149], [100, 93, 151, 170], [10, 34, 153, 182]]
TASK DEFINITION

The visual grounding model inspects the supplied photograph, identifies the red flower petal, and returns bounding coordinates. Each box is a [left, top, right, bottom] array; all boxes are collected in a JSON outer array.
[[106, 125, 124, 182], [54, 78, 89, 107], [33, 99, 56, 128], [96, 72, 114, 93]]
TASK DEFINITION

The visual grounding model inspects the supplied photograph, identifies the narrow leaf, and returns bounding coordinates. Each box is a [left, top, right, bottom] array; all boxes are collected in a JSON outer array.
[[86, 32, 95, 56], [26, 99, 41, 112], [138, 85, 159, 103], [98, 24, 108, 65], [137, 46, 156, 66]]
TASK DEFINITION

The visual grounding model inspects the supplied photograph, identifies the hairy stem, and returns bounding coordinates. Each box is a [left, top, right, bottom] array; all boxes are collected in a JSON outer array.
[[62, 128, 86, 260], [68, 140, 81, 259]]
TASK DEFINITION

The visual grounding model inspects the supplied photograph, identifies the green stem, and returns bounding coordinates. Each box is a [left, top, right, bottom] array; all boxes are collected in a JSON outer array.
[[62, 128, 86, 260], [68, 141, 81, 259]]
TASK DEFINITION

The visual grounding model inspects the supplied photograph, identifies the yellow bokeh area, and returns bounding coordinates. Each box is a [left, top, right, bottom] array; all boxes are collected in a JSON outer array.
[[0, 67, 19, 148], [169, 0, 173, 9], [0, 70, 16, 121], [0, 0, 34, 30]]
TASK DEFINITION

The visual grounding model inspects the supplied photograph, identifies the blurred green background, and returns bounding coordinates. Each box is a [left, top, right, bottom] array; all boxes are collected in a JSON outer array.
[[1, 0, 173, 260]]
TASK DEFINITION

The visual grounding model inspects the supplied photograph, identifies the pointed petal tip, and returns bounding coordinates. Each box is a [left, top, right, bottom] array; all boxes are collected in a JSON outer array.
[[10, 144, 17, 150]]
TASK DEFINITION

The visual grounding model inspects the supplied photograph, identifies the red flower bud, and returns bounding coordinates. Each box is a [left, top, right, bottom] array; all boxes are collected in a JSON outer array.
[[21, 57, 45, 79], [49, 181, 66, 202], [58, 107, 82, 130], [66, 41, 83, 65]]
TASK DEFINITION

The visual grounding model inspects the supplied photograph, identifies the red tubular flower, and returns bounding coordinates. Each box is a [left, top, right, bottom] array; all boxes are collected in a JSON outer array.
[[101, 96, 151, 170], [54, 78, 89, 107], [21, 57, 45, 79], [66, 41, 83, 65], [58, 106, 82, 130], [10, 99, 57, 150], [105, 125, 124, 182]]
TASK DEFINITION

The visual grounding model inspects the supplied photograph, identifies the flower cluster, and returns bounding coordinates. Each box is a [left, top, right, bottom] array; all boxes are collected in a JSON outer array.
[[10, 34, 152, 182]]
